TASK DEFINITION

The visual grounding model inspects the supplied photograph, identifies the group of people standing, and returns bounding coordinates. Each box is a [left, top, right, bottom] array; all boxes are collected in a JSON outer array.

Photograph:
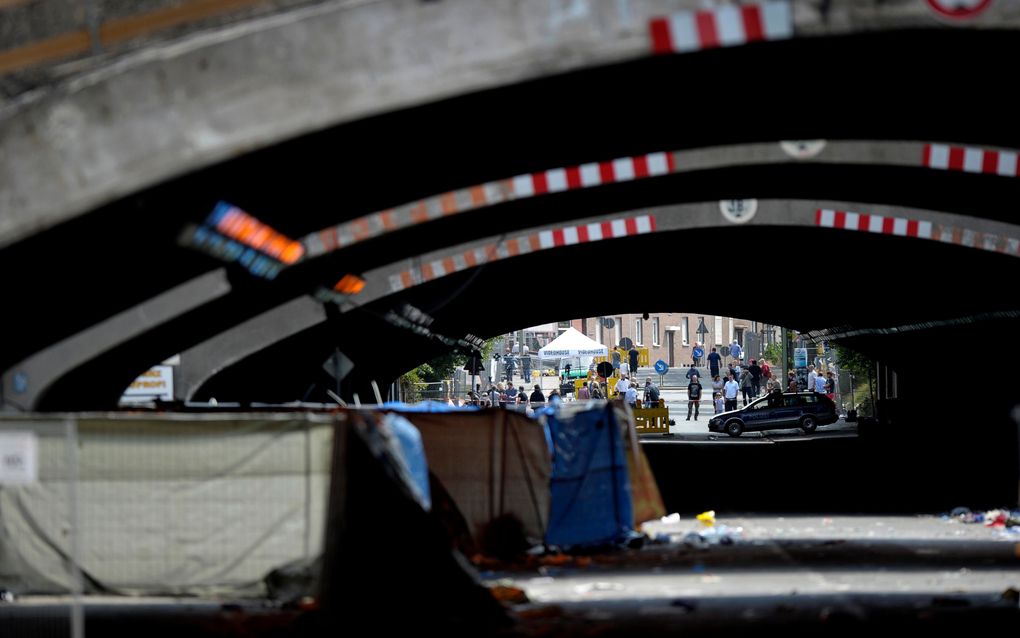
[[698, 348, 776, 414]]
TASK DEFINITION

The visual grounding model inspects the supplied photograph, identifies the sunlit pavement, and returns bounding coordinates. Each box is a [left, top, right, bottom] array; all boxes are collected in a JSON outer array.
[[483, 514, 1020, 634]]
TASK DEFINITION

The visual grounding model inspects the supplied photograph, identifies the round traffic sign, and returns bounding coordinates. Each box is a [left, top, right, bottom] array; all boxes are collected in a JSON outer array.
[[619, 337, 634, 350], [654, 360, 668, 375], [720, 346, 731, 357], [924, 0, 992, 19], [692, 346, 705, 360], [780, 140, 826, 159], [719, 199, 758, 224], [597, 361, 614, 379]]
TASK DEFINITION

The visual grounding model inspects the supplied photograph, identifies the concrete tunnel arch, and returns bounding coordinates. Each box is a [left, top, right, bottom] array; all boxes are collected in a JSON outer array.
[[7, 137, 1020, 410], [8, 139, 1020, 410], [185, 204, 1020, 405], [3, 25, 1020, 384]]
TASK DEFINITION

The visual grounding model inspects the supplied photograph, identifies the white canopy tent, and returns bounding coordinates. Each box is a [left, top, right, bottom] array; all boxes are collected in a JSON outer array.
[[538, 327, 608, 358]]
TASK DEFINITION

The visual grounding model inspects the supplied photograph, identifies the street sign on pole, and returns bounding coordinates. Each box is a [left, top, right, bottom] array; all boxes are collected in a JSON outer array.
[[654, 360, 668, 388], [794, 348, 808, 368]]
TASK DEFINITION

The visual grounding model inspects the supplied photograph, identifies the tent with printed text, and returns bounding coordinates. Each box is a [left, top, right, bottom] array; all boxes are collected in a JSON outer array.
[[538, 327, 608, 359]]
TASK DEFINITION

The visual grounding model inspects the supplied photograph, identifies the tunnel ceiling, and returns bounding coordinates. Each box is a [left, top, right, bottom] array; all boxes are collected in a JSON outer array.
[[3, 28, 1020, 409]]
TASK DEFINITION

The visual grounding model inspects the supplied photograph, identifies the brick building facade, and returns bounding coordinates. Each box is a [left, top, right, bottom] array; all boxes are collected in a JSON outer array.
[[566, 314, 777, 368]]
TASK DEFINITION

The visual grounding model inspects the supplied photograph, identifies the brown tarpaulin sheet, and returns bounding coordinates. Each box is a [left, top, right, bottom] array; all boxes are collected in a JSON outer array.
[[397, 409, 551, 542]]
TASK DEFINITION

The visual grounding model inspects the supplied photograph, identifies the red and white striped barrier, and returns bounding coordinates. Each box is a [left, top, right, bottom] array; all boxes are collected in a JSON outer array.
[[388, 214, 657, 292], [649, 1, 792, 55], [815, 208, 1019, 257], [302, 151, 674, 259], [922, 143, 1019, 177]]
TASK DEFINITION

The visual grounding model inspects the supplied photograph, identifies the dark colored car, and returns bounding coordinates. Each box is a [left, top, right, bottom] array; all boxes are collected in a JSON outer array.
[[708, 392, 839, 437]]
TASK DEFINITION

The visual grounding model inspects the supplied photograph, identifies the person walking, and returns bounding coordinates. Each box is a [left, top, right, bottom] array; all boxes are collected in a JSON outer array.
[[629, 345, 640, 377], [707, 347, 722, 379], [686, 375, 703, 421]]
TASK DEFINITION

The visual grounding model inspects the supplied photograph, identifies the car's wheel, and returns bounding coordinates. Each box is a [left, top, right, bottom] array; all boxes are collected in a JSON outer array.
[[800, 415, 817, 433], [725, 420, 744, 437]]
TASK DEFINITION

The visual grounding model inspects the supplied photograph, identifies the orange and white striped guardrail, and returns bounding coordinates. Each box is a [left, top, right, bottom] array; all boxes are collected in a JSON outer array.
[[922, 143, 1019, 177], [815, 208, 1020, 257], [387, 214, 656, 293], [299, 140, 1020, 264], [301, 151, 673, 258], [649, 1, 792, 55]]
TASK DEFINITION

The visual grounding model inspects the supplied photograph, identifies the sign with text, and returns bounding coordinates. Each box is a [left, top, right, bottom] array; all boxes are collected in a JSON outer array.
[[0, 431, 38, 485], [120, 365, 174, 403], [794, 348, 808, 368]]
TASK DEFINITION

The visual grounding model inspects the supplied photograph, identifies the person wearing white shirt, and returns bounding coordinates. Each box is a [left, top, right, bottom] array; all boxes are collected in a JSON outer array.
[[614, 376, 630, 399], [624, 384, 638, 408], [814, 372, 828, 394], [723, 373, 740, 412]]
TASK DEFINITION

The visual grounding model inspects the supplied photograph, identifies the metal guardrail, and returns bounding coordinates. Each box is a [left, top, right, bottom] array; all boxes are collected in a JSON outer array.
[[0, 0, 317, 78]]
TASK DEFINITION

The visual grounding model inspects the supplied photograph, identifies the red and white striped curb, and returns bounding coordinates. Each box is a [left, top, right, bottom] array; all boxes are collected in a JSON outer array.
[[649, 1, 792, 55], [815, 208, 1020, 257], [922, 143, 1019, 177], [388, 214, 657, 292], [302, 152, 674, 259]]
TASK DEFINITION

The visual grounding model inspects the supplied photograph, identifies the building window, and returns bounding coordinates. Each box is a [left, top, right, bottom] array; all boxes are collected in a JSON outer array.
[[614, 317, 622, 346], [652, 317, 660, 346], [635, 318, 643, 345], [581, 318, 587, 336], [681, 317, 689, 345]]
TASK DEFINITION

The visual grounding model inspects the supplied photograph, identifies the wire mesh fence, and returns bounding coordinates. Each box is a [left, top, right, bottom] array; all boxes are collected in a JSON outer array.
[[0, 412, 334, 624]]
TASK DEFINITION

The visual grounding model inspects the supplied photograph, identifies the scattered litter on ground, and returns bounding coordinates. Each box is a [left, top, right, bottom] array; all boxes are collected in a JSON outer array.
[[942, 506, 1020, 534]]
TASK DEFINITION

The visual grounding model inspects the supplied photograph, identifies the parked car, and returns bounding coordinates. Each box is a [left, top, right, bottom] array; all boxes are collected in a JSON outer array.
[[708, 392, 838, 437]]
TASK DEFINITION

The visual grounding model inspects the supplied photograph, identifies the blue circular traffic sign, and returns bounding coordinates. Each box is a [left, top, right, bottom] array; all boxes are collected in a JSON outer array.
[[692, 346, 704, 359], [654, 360, 668, 375]]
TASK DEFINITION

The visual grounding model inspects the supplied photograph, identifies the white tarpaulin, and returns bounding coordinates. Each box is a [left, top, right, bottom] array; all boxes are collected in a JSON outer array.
[[538, 327, 608, 358], [0, 414, 334, 597]]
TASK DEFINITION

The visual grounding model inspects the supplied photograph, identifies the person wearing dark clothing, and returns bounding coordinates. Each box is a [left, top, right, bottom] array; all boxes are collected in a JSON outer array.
[[686, 376, 703, 421], [643, 378, 660, 407], [628, 346, 640, 376], [768, 387, 784, 407], [707, 348, 722, 378], [685, 366, 701, 380], [529, 385, 545, 405], [748, 360, 762, 397]]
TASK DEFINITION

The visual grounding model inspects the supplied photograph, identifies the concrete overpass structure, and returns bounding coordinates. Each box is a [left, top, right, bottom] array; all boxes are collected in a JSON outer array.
[[1, 4, 1019, 632], [0, 0, 1017, 481]]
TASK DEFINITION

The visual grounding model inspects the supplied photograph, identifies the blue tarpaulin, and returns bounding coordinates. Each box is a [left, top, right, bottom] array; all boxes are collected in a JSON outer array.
[[544, 405, 634, 549], [382, 413, 432, 510], [381, 400, 478, 413]]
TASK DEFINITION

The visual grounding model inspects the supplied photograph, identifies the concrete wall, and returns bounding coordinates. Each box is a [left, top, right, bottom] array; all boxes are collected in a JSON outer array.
[[4, 0, 1017, 249]]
